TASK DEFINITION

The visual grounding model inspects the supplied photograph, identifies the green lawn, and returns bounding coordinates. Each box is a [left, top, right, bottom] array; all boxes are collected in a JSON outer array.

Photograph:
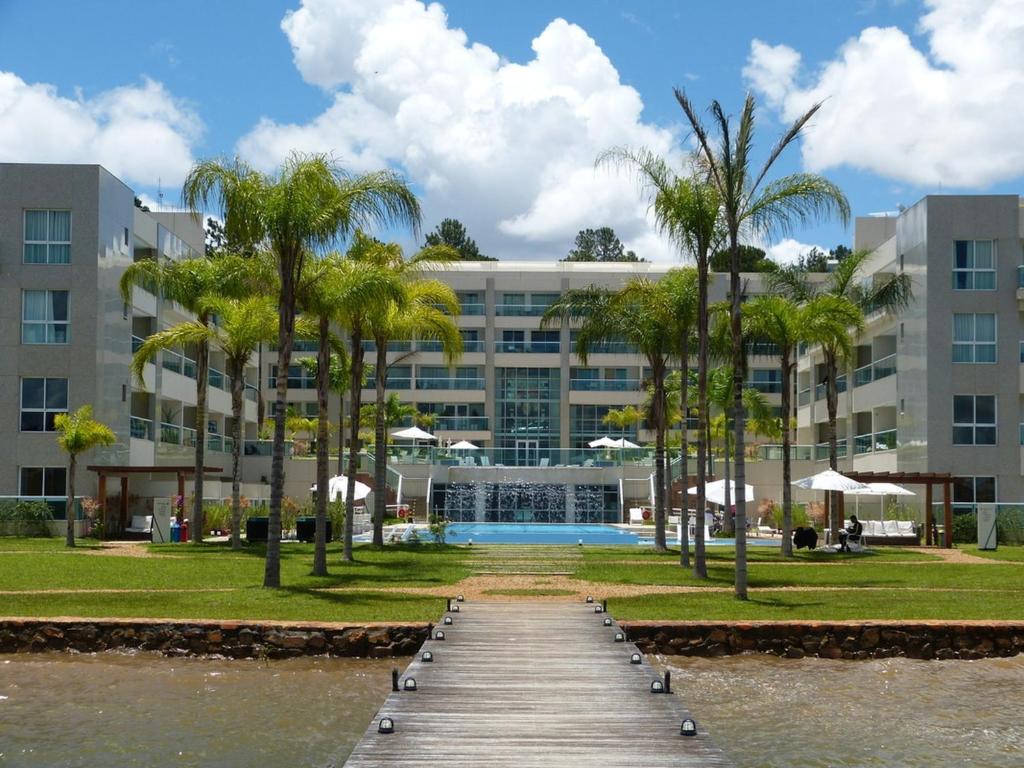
[[579, 545, 940, 563], [967, 545, 1024, 562]]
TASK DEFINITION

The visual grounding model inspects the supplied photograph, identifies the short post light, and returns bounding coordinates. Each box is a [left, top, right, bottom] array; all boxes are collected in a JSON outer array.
[[403, 677, 418, 691], [650, 679, 665, 694], [443, 616, 453, 625], [680, 718, 697, 737], [594, 605, 604, 614], [435, 630, 446, 641], [378, 716, 395, 734], [603, 617, 613, 627], [456, 594, 465, 602], [586, 596, 594, 603], [614, 632, 625, 643], [421, 650, 434, 663], [629, 653, 642, 664]]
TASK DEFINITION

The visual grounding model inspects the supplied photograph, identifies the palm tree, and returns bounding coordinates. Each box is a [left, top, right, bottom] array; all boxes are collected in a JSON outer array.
[[675, 91, 850, 599], [120, 254, 252, 541], [182, 155, 420, 588], [597, 150, 723, 578], [771, 254, 910, 533], [359, 394, 418, 439], [131, 296, 280, 550], [356, 243, 461, 547], [543, 281, 676, 550], [54, 406, 116, 548], [601, 405, 642, 521], [299, 350, 352, 474]]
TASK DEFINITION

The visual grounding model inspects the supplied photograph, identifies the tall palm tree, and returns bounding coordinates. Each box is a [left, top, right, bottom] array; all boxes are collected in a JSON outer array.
[[120, 254, 252, 540], [355, 243, 461, 547], [543, 281, 676, 550], [675, 91, 850, 599], [771, 253, 910, 533], [299, 350, 352, 474], [54, 406, 116, 548], [131, 296, 281, 550], [597, 150, 723, 578], [182, 155, 420, 588], [359, 394, 418, 439]]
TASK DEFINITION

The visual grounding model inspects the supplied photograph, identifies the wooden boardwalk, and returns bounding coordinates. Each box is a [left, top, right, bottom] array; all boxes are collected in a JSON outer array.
[[344, 601, 733, 767]]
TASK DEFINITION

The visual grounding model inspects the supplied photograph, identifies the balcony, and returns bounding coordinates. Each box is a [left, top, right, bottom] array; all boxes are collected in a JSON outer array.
[[495, 303, 552, 317], [459, 302, 485, 316], [209, 368, 226, 390], [162, 350, 197, 379], [433, 416, 489, 431], [757, 444, 815, 461], [206, 434, 235, 454], [798, 388, 811, 407], [159, 422, 181, 444], [814, 442, 849, 461], [245, 384, 259, 402], [853, 354, 896, 387], [131, 335, 144, 354], [570, 378, 641, 392], [268, 374, 316, 390], [572, 340, 639, 355], [416, 377, 486, 390], [814, 375, 847, 401], [418, 339, 485, 353], [854, 429, 897, 455], [746, 379, 782, 394], [130, 416, 153, 440], [498, 340, 560, 353]]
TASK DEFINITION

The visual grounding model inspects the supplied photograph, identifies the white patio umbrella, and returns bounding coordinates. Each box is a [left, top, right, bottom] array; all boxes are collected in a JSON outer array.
[[846, 481, 915, 520], [310, 475, 372, 503], [589, 436, 617, 448], [391, 426, 437, 441], [688, 479, 755, 508], [450, 440, 479, 450], [791, 469, 869, 492]]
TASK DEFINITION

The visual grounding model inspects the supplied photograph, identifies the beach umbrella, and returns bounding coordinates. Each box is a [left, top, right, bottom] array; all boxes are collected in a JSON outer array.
[[310, 475, 372, 503], [791, 469, 868, 492], [607, 437, 640, 449], [688, 479, 755, 507], [589, 436, 617, 448], [391, 426, 437, 441], [450, 440, 479, 450]]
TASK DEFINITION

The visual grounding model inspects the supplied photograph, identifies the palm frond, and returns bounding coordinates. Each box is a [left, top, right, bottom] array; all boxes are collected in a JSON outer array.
[[130, 322, 213, 387]]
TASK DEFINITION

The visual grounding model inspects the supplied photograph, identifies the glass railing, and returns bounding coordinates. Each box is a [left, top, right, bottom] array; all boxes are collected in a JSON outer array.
[[182, 427, 197, 448], [569, 378, 641, 391], [573, 340, 639, 355], [162, 350, 197, 379], [209, 368, 226, 390], [746, 380, 782, 394], [243, 440, 294, 457], [757, 444, 815, 461], [458, 302, 485, 316], [815, 442, 849, 461], [814, 375, 847, 400], [854, 433, 873, 455], [498, 340, 560, 353], [206, 434, 235, 454], [1018, 265, 1024, 288], [245, 384, 258, 402], [495, 303, 553, 317], [268, 375, 316, 389], [130, 416, 153, 440], [798, 388, 811, 407], [854, 354, 897, 387], [131, 335, 144, 354], [387, 446, 659, 467], [874, 429, 896, 451], [362, 340, 413, 353], [159, 422, 181, 444], [416, 377, 486, 390], [433, 416, 489, 431], [745, 341, 781, 357]]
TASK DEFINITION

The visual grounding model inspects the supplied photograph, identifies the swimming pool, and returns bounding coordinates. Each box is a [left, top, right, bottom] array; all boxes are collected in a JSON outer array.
[[442, 523, 782, 546]]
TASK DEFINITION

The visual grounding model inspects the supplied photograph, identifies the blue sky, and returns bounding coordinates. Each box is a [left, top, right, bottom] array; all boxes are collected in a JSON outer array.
[[1, 0, 1021, 262]]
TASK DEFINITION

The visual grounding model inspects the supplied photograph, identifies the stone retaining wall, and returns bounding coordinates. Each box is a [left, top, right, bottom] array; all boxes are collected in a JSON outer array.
[[0, 618, 429, 659], [621, 621, 1024, 660]]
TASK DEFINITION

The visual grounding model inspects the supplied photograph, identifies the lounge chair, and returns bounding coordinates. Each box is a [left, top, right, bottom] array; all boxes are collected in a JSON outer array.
[[583, 458, 595, 467], [480, 456, 490, 467], [754, 516, 776, 537], [539, 457, 550, 467], [124, 514, 153, 540], [629, 507, 646, 525]]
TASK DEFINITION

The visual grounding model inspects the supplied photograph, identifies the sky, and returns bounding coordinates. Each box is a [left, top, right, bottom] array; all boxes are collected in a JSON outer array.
[[1, 0, 1022, 264]]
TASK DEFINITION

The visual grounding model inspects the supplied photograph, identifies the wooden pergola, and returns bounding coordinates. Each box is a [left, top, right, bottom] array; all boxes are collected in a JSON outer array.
[[842, 471, 954, 548], [87, 465, 223, 532]]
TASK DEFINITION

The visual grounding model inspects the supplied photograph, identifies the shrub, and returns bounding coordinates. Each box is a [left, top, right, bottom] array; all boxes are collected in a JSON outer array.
[[428, 514, 448, 545], [769, 501, 809, 531], [997, 507, 1024, 546], [952, 511, 976, 544], [0, 500, 54, 537]]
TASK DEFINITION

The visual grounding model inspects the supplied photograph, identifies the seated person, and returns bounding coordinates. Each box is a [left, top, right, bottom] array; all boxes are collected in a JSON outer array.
[[792, 526, 818, 550], [837, 515, 863, 552]]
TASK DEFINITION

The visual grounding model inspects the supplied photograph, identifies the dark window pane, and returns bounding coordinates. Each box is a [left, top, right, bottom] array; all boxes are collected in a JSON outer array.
[[21, 378, 44, 408], [50, 291, 68, 321], [953, 273, 970, 289], [952, 426, 974, 444], [952, 396, 974, 424], [44, 467, 66, 496], [975, 426, 997, 444], [20, 412, 44, 431], [952, 477, 975, 503], [975, 395, 996, 424], [975, 477, 996, 503], [44, 411, 61, 431], [20, 467, 43, 496], [954, 240, 968, 266], [45, 378, 68, 409]]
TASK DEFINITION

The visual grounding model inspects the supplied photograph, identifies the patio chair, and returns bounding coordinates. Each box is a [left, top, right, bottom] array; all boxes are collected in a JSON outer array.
[[629, 507, 646, 525], [124, 515, 153, 540], [480, 456, 490, 467], [539, 457, 550, 467]]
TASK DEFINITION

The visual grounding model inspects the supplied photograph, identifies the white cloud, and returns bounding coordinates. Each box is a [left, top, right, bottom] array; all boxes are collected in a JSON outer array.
[[242, 0, 679, 260], [766, 238, 827, 266], [743, 0, 1024, 187], [0, 73, 200, 187]]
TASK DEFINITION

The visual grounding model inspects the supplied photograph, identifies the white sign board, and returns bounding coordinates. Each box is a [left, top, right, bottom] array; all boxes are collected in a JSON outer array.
[[151, 498, 173, 543], [976, 504, 997, 550]]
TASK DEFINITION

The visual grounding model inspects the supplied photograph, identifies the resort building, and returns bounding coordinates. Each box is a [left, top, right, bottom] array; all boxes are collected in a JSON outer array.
[[0, 163, 262, 531]]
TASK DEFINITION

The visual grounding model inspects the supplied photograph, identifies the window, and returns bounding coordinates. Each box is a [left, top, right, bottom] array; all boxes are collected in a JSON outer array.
[[22, 290, 69, 344], [953, 240, 995, 290], [19, 467, 66, 496], [749, 368, 783, 393], [953, 476, 996, 504], [23, 210, 71, 264], [20, 378, 68, 432], [952, 394, 996, 445], [953, 314, 996, 363]]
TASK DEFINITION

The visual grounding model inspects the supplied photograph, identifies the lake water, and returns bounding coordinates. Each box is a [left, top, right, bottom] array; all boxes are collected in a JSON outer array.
[[2, 652, 1022, 766]]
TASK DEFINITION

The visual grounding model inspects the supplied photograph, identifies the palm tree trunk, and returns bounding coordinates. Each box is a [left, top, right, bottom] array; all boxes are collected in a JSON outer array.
[[679, 339, 690, 568], [229, 363, 244, 551], [192, 323, 209, 543], [781, 352, 794, 557], [264, 272, 295, 588], [344, 331, 365, 563], [372, 343, 388, 548], [337, 387, 345, 475], [652, 365, 667, 552], [665, 437, 674, 550], [826, 349, 841, 536], [730, 232, 748, 600], [65, 453, 76, 548], [694, 265, 709, 579], [313, 315, 331, 576]]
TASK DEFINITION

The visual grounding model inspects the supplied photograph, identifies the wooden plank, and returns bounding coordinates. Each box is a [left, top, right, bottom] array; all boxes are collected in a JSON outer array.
[[344, 602, 733, 767]]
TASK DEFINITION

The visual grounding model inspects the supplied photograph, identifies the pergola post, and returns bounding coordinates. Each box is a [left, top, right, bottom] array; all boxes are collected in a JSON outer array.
[[823, 491, 830, 542], [97, 473, 107, 538], [925, 483, 934, 546], [943, 480, 953, 549]]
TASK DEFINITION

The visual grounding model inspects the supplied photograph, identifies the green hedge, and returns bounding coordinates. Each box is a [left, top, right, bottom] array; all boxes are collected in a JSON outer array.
[[951, 508, 1024, 546], [0, 500, 54, 537]]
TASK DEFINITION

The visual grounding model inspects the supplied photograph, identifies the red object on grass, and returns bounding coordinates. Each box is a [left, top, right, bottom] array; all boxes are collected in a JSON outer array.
[[180, 519, 189, 541], [642, 509, 651, 521]]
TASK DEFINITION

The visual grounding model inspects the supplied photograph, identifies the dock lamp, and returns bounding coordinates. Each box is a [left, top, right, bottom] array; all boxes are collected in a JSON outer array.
[[586, 596, 594, 603], [614, 632, 625, 643], [629, 653, 642, 664], [680, 719, 697, 737], [603, 618, 613, 627], [650, 680, 665, 694], [443, 616, 453, 625], [456, 594, 465, 602], [594, 605, 604, 614], [403, 678, 418, 691], [378, 717, 395, 734], [421, 651, 434, 663], [450, 604, 460, 612], [435, 630, 446, 641]]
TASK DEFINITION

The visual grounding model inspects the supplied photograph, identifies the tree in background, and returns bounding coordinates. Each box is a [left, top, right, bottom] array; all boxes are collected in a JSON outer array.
[[792, 244, 853, 272], [424, 218, 496, 261], [710, 244, 776, 273], [562, 227, 642, 262], [54, 406, 116, 548]]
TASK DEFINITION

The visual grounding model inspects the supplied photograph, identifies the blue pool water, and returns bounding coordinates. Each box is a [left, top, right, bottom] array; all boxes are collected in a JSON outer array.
[[442, 523, 783, 546]]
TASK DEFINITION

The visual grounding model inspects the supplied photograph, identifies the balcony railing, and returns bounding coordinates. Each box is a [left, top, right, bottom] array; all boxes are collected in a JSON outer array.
[[757, 444, 815, 461], [746, 379, 782, 394], [206, 434, 235, 454], [814, 375, 847, 401], [498, 340, 560, 353], [458, 302, 485, 316], [182, 426, 197, 448], [1018, 265, 1024, 288], [209, 368, 226, 390], [814, 442, 849, 461], [362, 340, 412, 353], [572, 340, 639, 355], [495, 303, 553, 317], [569, 378, 641, 392], [433, 416, 489, 431], [130, 416, 153, 440], [245, 384, 259, 402], [416, 377, 486, 390], [159, 422, 181, 444], [798, 388, 811, 407], [162, 350, 197, 379], [853, 354, 897, 387], [131, 335, 144, 354], [854, 429, 897, 455]]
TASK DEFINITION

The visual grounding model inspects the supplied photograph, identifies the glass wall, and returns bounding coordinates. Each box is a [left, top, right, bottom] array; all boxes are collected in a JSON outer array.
[[436, 482, 619, 523], [495, 367, 560, 464]]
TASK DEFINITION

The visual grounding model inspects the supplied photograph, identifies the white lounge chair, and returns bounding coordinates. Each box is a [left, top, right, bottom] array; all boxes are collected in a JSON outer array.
[[629, 507, 646, 525], [125, 515, 153, 540]]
